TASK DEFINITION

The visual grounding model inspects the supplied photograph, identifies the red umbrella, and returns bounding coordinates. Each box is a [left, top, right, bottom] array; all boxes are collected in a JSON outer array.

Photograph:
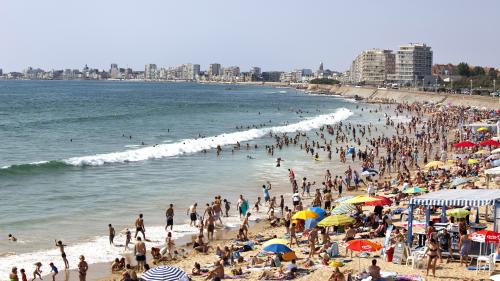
[[345, 239, 382, 252], [453, 141, 476, 148], [480, 139, 500, 147], [364, 195, 393, 206], [469, 230, 500, 243]]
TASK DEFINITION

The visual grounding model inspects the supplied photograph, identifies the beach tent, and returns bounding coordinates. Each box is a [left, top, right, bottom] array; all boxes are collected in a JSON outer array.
[[485, 167, 500, 189], [407, 189, 500, 246]]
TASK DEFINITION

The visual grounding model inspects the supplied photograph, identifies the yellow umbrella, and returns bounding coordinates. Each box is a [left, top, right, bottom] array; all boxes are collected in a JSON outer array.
[[477, 127, 489, 132], [475, 150, 490, 155], [341, 195, 381, 204], [292, 210, 319, 220], [425, 161, 445, 169], [262, 238, 289, 248], [318, 214, 355, 227], [467, 159, 480, 165]]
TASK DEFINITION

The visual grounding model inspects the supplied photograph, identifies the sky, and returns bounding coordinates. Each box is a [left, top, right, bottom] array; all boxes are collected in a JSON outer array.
[[1, 0, 499, 72]]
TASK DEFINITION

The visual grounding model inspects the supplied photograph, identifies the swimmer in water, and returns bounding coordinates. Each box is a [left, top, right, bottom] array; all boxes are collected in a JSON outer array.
[[8, 234, 17, 242]]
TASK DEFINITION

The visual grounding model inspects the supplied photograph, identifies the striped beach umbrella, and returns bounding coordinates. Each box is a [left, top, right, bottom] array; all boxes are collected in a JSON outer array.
[[331, 204, 357, 215], [140, 266, 189, 281], [425, 161, 445, 169], [341, 195, 381, 204], [449, 177, 471, 188], [402, 187, 426, 194], [334, 196, 354, 203], [262, 238, 289, 248]]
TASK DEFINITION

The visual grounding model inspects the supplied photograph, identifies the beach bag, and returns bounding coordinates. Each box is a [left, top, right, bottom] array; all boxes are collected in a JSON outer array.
[[282, 251, 297, 261]]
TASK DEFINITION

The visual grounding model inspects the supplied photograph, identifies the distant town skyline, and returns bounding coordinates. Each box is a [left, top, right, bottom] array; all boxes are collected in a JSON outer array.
[[1, 0, 499, 72]]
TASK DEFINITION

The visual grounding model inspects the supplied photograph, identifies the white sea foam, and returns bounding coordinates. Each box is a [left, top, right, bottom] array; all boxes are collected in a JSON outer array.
[[63, 108, 353, 167], [0, 214, 265, 279]]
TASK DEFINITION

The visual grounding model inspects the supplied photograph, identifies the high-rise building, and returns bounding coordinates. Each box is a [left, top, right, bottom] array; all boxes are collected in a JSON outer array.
[[208, 63, 221, 78], [144, 64, 157, 80], [250, 67, 261, 81], [349, 49, 395, 85], [110, 63, 120, 79], [391, 43, 433, 85], [0, 68, 3, 76], [222, 66, 240, 81]]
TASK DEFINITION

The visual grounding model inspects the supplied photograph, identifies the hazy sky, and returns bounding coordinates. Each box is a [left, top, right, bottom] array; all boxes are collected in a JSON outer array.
[[1, 0, 499, 72]]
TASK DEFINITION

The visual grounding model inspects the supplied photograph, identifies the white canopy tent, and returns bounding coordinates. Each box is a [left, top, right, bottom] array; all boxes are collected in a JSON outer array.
[[406, 189, 500, 245], [486, 166, 500, 189]]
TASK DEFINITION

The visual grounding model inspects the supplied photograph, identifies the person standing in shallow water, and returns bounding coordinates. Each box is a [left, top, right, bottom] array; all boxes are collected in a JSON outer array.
[[165, 204, 174, 231], [108, 224, 115, 245], [55, 240, 69, 269], [134, 213, 146, 240]]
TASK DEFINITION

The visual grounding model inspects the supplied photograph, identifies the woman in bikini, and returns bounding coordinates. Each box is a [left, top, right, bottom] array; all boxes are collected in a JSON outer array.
[[425, 238, 441, 277]]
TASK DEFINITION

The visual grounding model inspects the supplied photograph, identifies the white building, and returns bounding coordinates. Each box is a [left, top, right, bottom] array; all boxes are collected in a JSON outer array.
[[144, 64, 157, 80], [349, 49, 395, 85], [390, 43, 433, 85]]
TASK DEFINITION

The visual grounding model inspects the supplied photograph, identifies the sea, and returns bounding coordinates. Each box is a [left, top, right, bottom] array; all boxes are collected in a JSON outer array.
[[0, 80, 381, 277]]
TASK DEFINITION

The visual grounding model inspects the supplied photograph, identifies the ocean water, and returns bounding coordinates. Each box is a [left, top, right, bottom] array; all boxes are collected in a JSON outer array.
[[0, 80, 375, 276]]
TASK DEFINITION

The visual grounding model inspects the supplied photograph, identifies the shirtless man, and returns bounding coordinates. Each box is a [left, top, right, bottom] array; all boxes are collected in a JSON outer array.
[[203, 203, 213, 220], [134, 214, 146, 240], [206, 215, 215, 240], [134, 237, 146, 271], [212, 201, 223, 225], [55, 240, 69, 269], [187, 203, 198, 227], [165, 204, 174, 231]]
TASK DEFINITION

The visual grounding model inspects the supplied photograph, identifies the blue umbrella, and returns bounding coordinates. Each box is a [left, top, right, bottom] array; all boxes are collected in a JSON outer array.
[[493, 159, 500, 167], [308, 207, 326, 218], [141, 266, 189, 281], [346, 147, 355, 155], [263, 243, 293, 253], [305, 218, 319, 230]]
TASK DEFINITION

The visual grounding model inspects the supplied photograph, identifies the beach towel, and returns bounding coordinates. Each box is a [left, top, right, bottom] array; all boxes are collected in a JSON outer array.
[[241, 200, 249, 216]]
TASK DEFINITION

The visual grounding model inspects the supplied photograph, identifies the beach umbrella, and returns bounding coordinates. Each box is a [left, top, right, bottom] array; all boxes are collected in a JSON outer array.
[[474, 149, 490, 155], [469, 230, 500, 243], [487, 154, 500, 160], [402, 187, 426, 194], [425, 161, 445, 169], [262, 238, 289, 248], [492, 148, 500, 154], [447, 208, 470, 218], [494, 159, 500, 167], [292, 210, 319, 220], [318, 214, 355, 227], [305, 218, 319, 230], [453, 141, 476, 148], [364, 195, 392, 206], [480, 139, 500, 147], [345, 239, 383, 270], [307, 207, 326, 218], [334, 196, 354, 203], [449, 177, 471, 188], [140, 266, 189, 281], [467, 158, 481, 165], [263, 243, 293, 253], [341, 195, 381, 204], [477, 127, 489, 132], [331, 204, 357, 215]]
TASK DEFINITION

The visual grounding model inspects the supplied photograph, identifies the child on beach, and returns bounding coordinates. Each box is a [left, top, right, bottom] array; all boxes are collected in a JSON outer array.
[[49, 262, 58, 281], [31, 262, 42, 281]]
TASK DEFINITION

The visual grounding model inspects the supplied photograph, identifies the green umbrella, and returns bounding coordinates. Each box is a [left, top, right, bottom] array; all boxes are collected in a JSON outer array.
[[447, 208, 470, 218]]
